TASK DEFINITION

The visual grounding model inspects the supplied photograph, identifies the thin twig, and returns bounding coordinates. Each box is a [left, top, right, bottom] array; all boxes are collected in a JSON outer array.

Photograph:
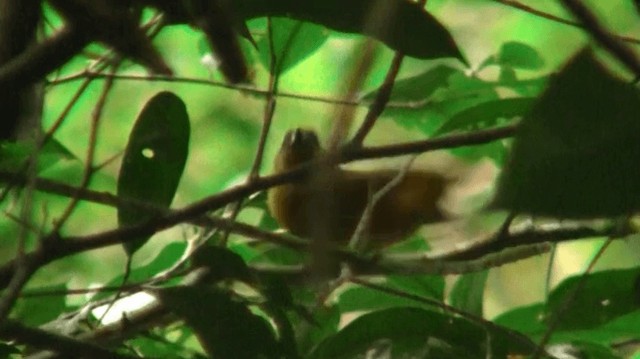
[[0, 15, 165, 204], [348, 156, 417, 251], [532, 237, 614, 359], [328, 40, 379, 150], [50, 67, 116, 232], [248, 18, 280, 180], [544, 243, 557, 299], [0, 91, 43, 325], [350, 51, 405, 146], [492, 0, 640, 46], [435, 219, 623, 262], [47, 71, 483, 110], [0, 319, 137, 359], [348, 0, 430, 147], [0, 124, 516, 212], [0, 264, 35, 325], [0, 124, 519, 290], [220, 18, 282, 246], [560, 0, 640, 77]]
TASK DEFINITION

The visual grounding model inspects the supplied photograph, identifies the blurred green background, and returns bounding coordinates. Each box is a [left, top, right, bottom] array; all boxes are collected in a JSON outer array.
[[3, 0, 640, 325]]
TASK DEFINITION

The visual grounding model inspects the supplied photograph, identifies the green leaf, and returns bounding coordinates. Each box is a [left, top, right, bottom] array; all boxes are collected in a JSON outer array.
[[255, 18, 328, 74], [449, 270, 488, 316], [13, 284, 70, 326], [493, 303, 546, 335], [261, 275, 295, 309], [233, 0, 466, 62], [497, 42, 545, 70], [498, 75, 548, 97], [545, 267, 640, 330], [0, 342, 20, 357], [93, 241, 188, 302], [117, 92, 190, 256], [250, 244, 307, 266], [493, 49, 640, 217], [190, 245, 253, 283], [377, 71, 500, 136], [244, 190, 281, 231], [154, 286, 281, 359], [0, 138, 76, 174], [296, 305, 340, 356], [480, 42, 545, 71], [435, 97, 534, 135], [309, 307, 532, 359], [338, 276, 444, 313], [362, 65, 459, 102], [389, 275, 445, 300]]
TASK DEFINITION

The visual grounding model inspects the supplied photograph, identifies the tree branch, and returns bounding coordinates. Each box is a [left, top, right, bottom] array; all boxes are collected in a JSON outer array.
[[0, 26, 87, 90], [0, 319, 136, 359], [560, 0, 640, 77], [492, 0, 640, 46]]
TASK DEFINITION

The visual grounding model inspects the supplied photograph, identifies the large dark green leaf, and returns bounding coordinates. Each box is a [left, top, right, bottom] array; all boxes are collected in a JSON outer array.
[[117, 92, 190, 256], [494, 49, 640, 217], [545, 267, 640, 331], [309, 307, 532, 358], [154, 286, 281, 359], [238, 0, 465, 62], [156, 0, 465, 62], [190, 245, 254, 283]]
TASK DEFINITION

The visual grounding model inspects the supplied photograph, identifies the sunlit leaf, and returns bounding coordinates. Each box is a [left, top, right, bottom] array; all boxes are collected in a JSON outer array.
[[255, 18, 328, 74], [449, 270, 488, 316], [118, 92, 190, 256], [493, 303, 545, 335], [13, 284, 70, 326]]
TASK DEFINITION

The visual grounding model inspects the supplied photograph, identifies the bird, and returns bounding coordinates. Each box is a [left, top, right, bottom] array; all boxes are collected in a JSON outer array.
[[267, 128, 450, 248]]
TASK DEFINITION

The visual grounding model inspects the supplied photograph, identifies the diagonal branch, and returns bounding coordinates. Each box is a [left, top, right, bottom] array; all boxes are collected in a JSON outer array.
[[492, 0, 640, 46]]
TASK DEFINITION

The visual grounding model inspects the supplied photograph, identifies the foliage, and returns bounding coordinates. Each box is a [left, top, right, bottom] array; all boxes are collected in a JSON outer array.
[[0, 1, 639, 358]]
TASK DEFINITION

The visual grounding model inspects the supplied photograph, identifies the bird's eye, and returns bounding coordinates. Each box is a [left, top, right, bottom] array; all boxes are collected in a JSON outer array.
[[300, 130, 319, 147]]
